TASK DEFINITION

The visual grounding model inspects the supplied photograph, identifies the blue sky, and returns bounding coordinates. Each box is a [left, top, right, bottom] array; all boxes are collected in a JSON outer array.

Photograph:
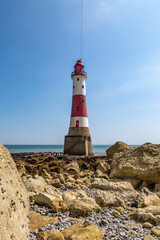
[[0, 0, 160, 145]]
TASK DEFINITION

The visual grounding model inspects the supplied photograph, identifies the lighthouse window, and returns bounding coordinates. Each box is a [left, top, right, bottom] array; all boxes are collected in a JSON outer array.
[[82, 85, 84, 88], [76, 120, 79, 127], [73, 86, 75, 89], [77, 106, 79, 111], [82, 100, 84, 102], [77, 78, 79, 81]]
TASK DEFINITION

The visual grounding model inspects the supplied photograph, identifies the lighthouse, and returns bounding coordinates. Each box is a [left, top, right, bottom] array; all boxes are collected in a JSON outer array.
[[64, 59, 94, 156]]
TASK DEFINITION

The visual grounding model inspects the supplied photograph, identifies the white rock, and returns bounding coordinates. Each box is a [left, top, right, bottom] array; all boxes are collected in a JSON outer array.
[[0, 144, 29, 240]]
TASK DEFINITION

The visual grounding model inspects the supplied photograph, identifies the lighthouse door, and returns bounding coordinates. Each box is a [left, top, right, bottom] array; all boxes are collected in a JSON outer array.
[[76, 120, 79, 127]]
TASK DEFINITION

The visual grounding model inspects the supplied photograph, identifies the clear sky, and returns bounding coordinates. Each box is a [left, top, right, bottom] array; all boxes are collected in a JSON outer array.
[[0, 0, 160, 145]]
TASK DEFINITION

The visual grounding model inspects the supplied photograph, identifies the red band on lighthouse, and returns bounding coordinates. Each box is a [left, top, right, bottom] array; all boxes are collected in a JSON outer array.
[[71, 95, 87, 117]]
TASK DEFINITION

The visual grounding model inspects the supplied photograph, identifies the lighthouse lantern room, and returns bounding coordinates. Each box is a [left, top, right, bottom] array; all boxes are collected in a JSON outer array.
[[64, 59, 94, 156]]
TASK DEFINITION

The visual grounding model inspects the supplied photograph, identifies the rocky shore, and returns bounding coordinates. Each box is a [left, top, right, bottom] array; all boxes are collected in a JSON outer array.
[[1, 142, 160, 240]]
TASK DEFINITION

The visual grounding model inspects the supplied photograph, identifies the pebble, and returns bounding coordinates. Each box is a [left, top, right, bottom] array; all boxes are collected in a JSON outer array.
[[29, 188, 160, 240]]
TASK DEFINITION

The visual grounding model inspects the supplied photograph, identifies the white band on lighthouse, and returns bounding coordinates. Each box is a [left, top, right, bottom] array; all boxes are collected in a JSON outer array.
[[70, 117, 89, 128], [72, 75, 86, 96]]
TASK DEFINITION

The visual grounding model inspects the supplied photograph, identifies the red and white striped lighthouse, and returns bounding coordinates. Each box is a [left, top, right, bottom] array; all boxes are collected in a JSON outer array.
[[64, 59, 94, 156]]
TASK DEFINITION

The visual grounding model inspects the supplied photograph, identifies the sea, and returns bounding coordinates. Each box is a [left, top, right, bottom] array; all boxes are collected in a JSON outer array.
[[4, 145, 139, 156]]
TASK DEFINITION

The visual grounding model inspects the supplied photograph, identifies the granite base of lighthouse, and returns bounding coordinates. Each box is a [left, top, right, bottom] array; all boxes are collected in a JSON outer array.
[[64, 136, 94, 156], [64, 127, 94, 156]]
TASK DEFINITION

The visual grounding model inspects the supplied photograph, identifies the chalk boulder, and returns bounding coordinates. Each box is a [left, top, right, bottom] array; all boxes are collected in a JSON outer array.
[[0, 144, 29, 240], [110, 143, 160, 183], [24, 175, 47, 193], [106, 141, 132, 159]]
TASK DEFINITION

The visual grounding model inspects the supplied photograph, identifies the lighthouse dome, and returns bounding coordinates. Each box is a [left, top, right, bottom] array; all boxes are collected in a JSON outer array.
[[71, 59, 87, 77]]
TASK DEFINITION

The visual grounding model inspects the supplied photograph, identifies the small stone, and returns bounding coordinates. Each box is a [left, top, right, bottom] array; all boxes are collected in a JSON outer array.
[[143, 222, 153, 229], [50, 179, 61, 188], [39, 227, 46, 232], [101, 219, 108, 226], [144, 235, 157, 240], [114, 206, 125, 214], [151, 228, 160, 237], [112, 210, 120, 218], [128, 230, 137, 237]]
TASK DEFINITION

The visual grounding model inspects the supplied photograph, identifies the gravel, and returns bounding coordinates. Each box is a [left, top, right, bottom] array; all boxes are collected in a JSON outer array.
[[29, 188, 160, 240]]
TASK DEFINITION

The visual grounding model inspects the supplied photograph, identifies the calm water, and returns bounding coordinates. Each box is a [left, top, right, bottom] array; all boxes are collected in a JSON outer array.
[[4, 144, 139, 156]]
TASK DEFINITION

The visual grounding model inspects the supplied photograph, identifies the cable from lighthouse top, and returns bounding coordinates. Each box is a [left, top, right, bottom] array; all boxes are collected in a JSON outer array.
[[81, 0, 83, 60]]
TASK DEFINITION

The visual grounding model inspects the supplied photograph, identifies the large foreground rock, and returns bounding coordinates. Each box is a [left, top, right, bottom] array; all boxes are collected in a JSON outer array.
[[0, 144, 29, 240], [106, 141, 132, 159], [62, 223, 104, 240], [110, 143, 160, 183]]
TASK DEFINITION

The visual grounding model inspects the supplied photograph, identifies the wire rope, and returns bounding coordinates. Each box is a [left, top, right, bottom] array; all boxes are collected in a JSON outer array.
[[81, 0, 83, 60]]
